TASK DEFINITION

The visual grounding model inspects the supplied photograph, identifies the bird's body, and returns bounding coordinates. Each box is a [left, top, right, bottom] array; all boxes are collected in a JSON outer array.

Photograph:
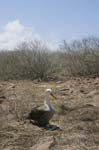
[[28, 109, 55, 125], [28, 89, 57, 126]]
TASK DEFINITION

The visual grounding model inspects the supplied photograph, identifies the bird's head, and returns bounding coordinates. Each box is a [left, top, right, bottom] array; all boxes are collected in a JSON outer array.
[[45, 88, 57, 99]]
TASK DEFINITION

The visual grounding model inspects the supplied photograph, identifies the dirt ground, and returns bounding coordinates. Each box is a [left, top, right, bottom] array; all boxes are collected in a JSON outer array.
[[0, 77, 99, 150]]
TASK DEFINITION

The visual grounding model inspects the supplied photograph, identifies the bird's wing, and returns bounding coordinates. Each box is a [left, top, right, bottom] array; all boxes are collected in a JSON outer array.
[[28, 108, 48, 120]]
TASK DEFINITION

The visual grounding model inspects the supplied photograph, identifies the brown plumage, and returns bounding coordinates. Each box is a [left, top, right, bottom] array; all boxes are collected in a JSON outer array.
[[28, 89, 57, 126]]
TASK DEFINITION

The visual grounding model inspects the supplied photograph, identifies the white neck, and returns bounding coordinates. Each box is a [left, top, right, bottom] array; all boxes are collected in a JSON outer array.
[[44, 93, 55, 111]]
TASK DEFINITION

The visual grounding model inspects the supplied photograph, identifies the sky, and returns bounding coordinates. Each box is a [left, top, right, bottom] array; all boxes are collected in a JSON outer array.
[[0, 0, 99, 50]]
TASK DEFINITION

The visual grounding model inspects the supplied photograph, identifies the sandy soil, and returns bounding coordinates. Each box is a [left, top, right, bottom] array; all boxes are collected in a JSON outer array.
[[0, 77, 99, 150]]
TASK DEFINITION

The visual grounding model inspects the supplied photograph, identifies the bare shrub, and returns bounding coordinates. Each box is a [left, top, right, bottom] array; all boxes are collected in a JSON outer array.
[[0, 41, 53, 80], [59, 37, 99, 76], [0, 37, 99, 81]]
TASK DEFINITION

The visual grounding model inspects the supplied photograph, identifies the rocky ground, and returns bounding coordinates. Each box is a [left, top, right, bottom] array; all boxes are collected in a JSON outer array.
[[0, 77, 99, 150]]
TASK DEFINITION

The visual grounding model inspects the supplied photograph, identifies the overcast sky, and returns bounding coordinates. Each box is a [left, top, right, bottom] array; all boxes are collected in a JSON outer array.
[[0, 0, 99, 49]]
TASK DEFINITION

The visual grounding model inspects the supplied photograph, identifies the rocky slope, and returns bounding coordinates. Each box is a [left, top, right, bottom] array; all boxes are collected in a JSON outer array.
[[0, 77, 99, 150]]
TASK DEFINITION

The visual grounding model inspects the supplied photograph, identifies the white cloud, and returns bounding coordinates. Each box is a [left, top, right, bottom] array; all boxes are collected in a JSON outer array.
[[0, 20, 58, 50]]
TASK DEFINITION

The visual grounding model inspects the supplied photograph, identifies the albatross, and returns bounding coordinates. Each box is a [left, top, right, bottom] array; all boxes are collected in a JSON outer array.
[[28, 88, 57, 127]]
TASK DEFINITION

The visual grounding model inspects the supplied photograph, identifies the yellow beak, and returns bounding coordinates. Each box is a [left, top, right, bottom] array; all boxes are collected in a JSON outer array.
[[50, 92, 57, 99]]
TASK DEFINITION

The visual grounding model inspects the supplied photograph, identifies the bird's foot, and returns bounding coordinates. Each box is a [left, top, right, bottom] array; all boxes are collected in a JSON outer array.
[[44, 124, 63, 131]]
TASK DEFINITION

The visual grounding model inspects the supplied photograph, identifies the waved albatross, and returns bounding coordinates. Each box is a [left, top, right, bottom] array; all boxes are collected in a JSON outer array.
[[28, 88, 58, 128]]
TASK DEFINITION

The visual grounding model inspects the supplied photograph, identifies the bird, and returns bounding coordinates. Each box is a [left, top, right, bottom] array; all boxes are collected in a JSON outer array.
[[27, 88, 57, 127]]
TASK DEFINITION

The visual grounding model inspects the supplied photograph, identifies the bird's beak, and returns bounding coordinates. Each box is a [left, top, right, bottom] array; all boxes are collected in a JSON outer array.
[[50, 92, 57, 99]]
